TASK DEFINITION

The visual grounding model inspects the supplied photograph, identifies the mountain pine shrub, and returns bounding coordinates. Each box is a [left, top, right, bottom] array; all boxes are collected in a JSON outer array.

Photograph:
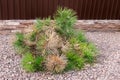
[[14, 7, 97, 73]]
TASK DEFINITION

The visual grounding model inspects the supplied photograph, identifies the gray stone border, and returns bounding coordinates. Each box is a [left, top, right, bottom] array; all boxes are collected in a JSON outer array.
[[0, 20, 120, 34]]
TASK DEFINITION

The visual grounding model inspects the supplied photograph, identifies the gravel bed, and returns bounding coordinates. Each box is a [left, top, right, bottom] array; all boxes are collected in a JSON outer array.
[[0, 32, 120, 80]]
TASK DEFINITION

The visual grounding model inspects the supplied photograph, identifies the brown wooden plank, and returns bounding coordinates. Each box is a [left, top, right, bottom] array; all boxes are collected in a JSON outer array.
[[81, 0, 86, 19], [48, 0, 52, 17], [91, 0, 96, 19], [51, 0, 58, 18], [51, 0, 56, 16], [113, 0, 119, 19], [106, 0, 112, 19], [116, 0, 120, 19], [34, 0, 37, 19], [53, 0, 59, 16], [1, 0, 8, 19], [0, 0, 120, 19], [95, 0, 102, 19], [73, 0, 79, 19], [77, 0, 84, 19], [105, 0, 111, 19], [110, 0, 115, 19], [25, 0, 32, 19], [63, 0, 69, 8], [118, 9, 120, 19], [19, 0, 26, 19], [62, 0, 65, 6], [96, 0, 102, 19], [100, 0, 106, 19], [61, 0, 64, 7], [101, 0, 106, 19], [37, 0, 43, 19], [31, 0, 37, 19], [59, 0, 63, 7], [88, 0, 94, 19], [72, 0, 76, 11], [42, 0, 47, 18], [117, 0, 120, 19], [105, 0, 110, 19], [46, 0, 49, 18], [83, 0, 88, 19], [0, 0, 2, 19], [14, 0, 20, 19], [7, 0, 14, 19], [111, 0, 117, 19], [87, 0, 92, 19], [47, 0, 52, 18], [53, 0, 58, 12], [69, 0, 74, 9]]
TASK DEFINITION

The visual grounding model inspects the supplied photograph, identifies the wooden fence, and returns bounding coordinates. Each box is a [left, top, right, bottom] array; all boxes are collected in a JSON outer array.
[[0, 0, 120, 20]]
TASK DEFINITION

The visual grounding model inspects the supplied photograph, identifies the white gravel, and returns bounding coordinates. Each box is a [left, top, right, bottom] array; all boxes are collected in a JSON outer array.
[[0, 32, 120, 80]]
